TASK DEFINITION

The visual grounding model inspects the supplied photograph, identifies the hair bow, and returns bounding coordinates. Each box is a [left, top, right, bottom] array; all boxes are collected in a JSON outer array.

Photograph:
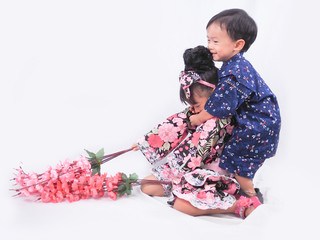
[[179, 71, 215, 100]]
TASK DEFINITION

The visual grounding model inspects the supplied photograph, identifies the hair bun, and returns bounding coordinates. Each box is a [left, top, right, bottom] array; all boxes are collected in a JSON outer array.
[[183, 45, 215, 73]]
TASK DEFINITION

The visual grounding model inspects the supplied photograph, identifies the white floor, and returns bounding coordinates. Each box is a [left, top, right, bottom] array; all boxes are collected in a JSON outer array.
[[1, 0, 319, 239]]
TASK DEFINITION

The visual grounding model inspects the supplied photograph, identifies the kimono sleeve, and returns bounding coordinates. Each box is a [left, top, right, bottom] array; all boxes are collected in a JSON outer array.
[[204, 75, 252, 119]]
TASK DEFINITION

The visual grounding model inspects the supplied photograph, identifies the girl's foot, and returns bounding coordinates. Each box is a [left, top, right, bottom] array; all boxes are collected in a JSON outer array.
[[238, 188, 264, 204], [234, 196, 262, 219]]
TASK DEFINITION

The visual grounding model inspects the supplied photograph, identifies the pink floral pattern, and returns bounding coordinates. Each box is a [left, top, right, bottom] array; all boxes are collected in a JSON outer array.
[[137, 108, 239, 210]]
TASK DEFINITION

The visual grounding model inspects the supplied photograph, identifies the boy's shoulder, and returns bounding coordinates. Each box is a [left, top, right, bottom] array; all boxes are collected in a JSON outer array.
[[218, 53, 265, 92], [219, 52, 257, 79], [219, 53, 261, 83]]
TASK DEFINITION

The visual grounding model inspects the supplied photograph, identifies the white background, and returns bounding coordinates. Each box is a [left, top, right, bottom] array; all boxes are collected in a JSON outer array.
[[1, 0, 319, 239]]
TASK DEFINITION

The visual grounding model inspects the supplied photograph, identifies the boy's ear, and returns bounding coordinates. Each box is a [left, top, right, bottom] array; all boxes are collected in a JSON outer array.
[[235, 39, 245, 51]]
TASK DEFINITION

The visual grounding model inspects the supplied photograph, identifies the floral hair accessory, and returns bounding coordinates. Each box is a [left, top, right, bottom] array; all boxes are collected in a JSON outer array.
[[179, 71, 215, 100]]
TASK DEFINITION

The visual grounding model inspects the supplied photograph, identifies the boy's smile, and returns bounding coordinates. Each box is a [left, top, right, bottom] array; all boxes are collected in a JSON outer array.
[[207, 23, 243, 62]]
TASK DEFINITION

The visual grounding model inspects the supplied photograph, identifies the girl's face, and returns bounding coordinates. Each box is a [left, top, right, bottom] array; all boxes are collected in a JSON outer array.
[[207, 22, 241, 62], [190, 93, 208, 114]]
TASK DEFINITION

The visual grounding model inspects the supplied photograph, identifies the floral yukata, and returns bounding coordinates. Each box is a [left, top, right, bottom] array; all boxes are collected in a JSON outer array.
[[137, 108, 239, 210], [205, 52, 281, 179]]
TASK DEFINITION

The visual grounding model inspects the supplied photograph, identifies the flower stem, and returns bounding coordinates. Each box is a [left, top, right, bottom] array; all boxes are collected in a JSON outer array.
[[101, 148, 133, 164]]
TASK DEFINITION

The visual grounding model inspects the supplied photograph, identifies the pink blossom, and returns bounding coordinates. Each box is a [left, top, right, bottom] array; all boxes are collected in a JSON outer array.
[[12, 155, 138, 203], [20, 189, 31, 197], [50, 169, 58, 180], [108, 191, 117, 200], [90, 188, 98, 197], [197, 191, 207, 199], [14, 170, 24, 186], [41, 191, 50, 203], [205, 192, 215, 204], [115, 172, 122, 181], [73, 194, 80, 202], [187, 156, 202, 170], [66, 193, 74, 202], [200, 131, 209, 139], [62, 159, 71, 172], [172, 117, 184, 126], [178, 113, 187, 118], [98, 191, 104, 198], [203, 118, 216, 132], [41, 171, 50, 182], [56, 191, 64, 202], [35, 184, 44, 193], [158, 123, 179, 142], [147, 134, 164, 148], [72, 180, 79, 191], [191, 132, 201, 147]]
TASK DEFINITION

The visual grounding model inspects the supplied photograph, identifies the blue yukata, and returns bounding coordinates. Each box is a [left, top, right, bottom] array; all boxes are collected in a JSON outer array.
[[204, 52, 281, 179]]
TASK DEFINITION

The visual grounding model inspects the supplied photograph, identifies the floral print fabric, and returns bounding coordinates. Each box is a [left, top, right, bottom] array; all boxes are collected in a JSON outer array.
[[137, 108, 239, 210]]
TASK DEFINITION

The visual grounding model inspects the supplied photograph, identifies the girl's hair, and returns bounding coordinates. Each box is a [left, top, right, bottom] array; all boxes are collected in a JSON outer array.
[[180, 46, 218, 105], [206, 8, 257, 52]]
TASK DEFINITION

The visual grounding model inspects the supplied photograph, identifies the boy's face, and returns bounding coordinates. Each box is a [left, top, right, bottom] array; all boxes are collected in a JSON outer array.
[[207, 22, 239, 62]]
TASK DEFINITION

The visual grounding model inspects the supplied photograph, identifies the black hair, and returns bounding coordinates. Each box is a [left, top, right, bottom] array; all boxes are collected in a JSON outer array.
[[180, 45, 218, 105], [206, 8, 257, 52]]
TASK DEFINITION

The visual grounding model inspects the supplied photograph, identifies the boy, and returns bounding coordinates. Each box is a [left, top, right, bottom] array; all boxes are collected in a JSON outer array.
[[190, 9, 281, 201]]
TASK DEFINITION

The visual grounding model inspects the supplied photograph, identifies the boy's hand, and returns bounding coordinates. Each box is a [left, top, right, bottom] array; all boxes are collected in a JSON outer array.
[[189, 114, 203, 126], [189, 110, 214, 126]]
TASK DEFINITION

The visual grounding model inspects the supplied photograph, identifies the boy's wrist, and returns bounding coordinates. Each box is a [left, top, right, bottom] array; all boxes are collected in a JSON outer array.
[[198, 109, 213, 122]]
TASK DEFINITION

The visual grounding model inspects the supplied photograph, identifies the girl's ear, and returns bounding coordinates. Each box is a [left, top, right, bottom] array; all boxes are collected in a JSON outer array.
[[234, 39, 245, 52]]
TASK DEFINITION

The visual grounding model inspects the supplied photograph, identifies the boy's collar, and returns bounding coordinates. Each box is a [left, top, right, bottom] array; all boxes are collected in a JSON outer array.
[[224, 52, 244, 65], [219, 52, 245, 76]]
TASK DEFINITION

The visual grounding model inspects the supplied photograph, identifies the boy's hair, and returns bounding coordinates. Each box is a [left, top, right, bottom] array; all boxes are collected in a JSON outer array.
[[206, 8, 257, 52], [180, 46, 218, 105]]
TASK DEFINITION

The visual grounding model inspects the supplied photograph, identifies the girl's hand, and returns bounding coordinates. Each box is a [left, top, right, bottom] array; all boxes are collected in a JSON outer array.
[[131, 144, 139, 151]]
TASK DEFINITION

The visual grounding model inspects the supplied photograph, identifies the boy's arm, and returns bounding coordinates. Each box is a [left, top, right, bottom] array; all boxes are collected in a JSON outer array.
[[189, 109, 213, 126]]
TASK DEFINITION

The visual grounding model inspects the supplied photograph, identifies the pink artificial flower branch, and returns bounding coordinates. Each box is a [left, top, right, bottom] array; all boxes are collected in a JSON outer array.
[[11, 147, 172, 203]]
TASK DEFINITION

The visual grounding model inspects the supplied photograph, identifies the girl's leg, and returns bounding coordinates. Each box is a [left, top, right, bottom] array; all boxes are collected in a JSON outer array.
[[173, 198, 235, 216], [173, 198, 255, 218], [140, 175, 166, 197]]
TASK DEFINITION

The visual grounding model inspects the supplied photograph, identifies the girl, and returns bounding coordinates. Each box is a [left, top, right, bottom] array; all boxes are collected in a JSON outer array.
[[133, 46, 261, 218]]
